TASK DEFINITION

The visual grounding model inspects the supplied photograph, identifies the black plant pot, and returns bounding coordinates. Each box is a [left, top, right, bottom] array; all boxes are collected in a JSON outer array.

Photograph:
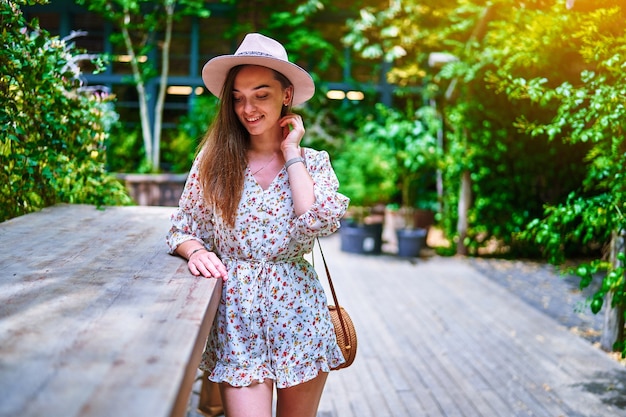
[[396, 228, 427, 258], [340, 221, 383, 255]]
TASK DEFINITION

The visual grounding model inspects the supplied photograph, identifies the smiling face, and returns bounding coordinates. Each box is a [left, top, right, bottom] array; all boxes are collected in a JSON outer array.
[[232, 65, 293, 138]]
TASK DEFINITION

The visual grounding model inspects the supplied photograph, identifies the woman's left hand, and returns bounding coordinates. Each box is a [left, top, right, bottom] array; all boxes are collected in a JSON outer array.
[[279, 113, 305, 154]]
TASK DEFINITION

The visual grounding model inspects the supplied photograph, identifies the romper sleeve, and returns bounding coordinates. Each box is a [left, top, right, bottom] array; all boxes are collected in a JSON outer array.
[[165, 153, 215, 254], [289, 149, 350, 241]]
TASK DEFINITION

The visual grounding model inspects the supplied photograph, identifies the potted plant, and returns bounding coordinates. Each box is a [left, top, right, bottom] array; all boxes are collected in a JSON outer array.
[[364, 104, 442, 257], [333, 135, 398, 254]]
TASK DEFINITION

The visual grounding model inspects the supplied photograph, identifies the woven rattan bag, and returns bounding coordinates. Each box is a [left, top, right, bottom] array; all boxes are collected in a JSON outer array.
[[316, 238, 358, 370], [328, 304, 357, 369]]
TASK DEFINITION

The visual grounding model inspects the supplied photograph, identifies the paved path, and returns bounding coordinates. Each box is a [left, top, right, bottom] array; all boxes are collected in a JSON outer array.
[[187, 234, 626, 417]]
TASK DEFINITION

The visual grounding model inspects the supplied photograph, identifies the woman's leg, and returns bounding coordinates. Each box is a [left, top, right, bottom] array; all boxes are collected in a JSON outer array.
[[219, 379, 274, 417], [275, 371, 329, 417]]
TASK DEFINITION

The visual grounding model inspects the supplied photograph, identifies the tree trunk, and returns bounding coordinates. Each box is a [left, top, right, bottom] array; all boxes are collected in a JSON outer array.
[[152, 1, 175, 171], [456, 170, 471, 255], [600, 229, 625, 351], [429, 98, 444, 215], [121, 8, 153, 171]]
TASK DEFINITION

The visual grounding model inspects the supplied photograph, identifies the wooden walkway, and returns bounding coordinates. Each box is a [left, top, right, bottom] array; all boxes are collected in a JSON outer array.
[[187, 234, 626, 417]]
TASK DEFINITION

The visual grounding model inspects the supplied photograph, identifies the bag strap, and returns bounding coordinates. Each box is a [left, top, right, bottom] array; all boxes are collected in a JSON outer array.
[[315, 237, 352, 349]]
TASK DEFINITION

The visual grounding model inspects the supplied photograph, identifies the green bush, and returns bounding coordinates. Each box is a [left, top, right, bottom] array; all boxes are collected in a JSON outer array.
[[0, 0, 132, 222], [161, 95, 220, 173], [361, 104, 441, 210], [333, 133, 398, 208], [105, 126, 150, 173]]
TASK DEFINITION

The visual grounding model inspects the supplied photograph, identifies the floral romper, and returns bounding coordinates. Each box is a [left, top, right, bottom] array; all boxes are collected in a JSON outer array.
[[166, 147, 349, 388]]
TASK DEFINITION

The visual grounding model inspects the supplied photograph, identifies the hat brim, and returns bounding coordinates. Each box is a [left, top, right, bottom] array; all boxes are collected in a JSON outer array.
[[202, 55, 315, 106]]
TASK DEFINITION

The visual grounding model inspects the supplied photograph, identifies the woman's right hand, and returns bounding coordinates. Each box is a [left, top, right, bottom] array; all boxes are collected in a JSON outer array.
[[188, 249, 228, 280]]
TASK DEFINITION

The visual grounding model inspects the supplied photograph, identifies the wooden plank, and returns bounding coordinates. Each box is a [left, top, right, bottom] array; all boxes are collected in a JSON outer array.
[[313, 235, 626, 417], [0, 205, 221, 417], [403, 262, 558, 417]]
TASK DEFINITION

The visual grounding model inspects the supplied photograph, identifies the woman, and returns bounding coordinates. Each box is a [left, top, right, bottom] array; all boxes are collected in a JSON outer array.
[[166, 33, 349, 417]]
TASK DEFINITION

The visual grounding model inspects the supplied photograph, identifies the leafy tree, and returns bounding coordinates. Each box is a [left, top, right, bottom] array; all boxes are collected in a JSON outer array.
[[75, 0, 210, 172], [343, 0, 467, 88], [511, 2, 626, 353], [344, 0, 592, 255], [344, 0, 480, 252], [0, 0, 132, 222]]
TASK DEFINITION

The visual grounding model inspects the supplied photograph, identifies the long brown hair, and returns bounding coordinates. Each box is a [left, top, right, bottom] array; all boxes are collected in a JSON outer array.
[[197, 65, 292, 228]]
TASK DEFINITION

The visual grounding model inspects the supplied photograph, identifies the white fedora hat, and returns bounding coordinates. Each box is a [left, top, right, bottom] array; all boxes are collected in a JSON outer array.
[[201, 33, 315, 106]]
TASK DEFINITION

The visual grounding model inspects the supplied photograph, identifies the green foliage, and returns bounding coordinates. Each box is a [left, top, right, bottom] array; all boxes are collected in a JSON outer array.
[[361, 103, 442, 209], [76, 0, 211, 172], [298, 92, 377, 160], [433, 1, 594, 255], [0, 0, 132, 222], [214, 0, 340, 80], [162, 130, 197, 174], [522, 193, 614, 265], [332, 102, 443, 213], [162, 95, 220, 173], [441, 91, 590, 255], [105, 91, 219, 175], [105, 126, 150, 173], [512, 3, 626, 354], [344, 0, 468, 87], [344, 1, 626, 353], [333, 134, 397, 208], [345, 0, 600, 256]]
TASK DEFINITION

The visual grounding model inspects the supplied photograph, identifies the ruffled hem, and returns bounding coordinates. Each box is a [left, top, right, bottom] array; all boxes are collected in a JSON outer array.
[[205, 362, 276, 387], [204, 347, 346, 389]]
